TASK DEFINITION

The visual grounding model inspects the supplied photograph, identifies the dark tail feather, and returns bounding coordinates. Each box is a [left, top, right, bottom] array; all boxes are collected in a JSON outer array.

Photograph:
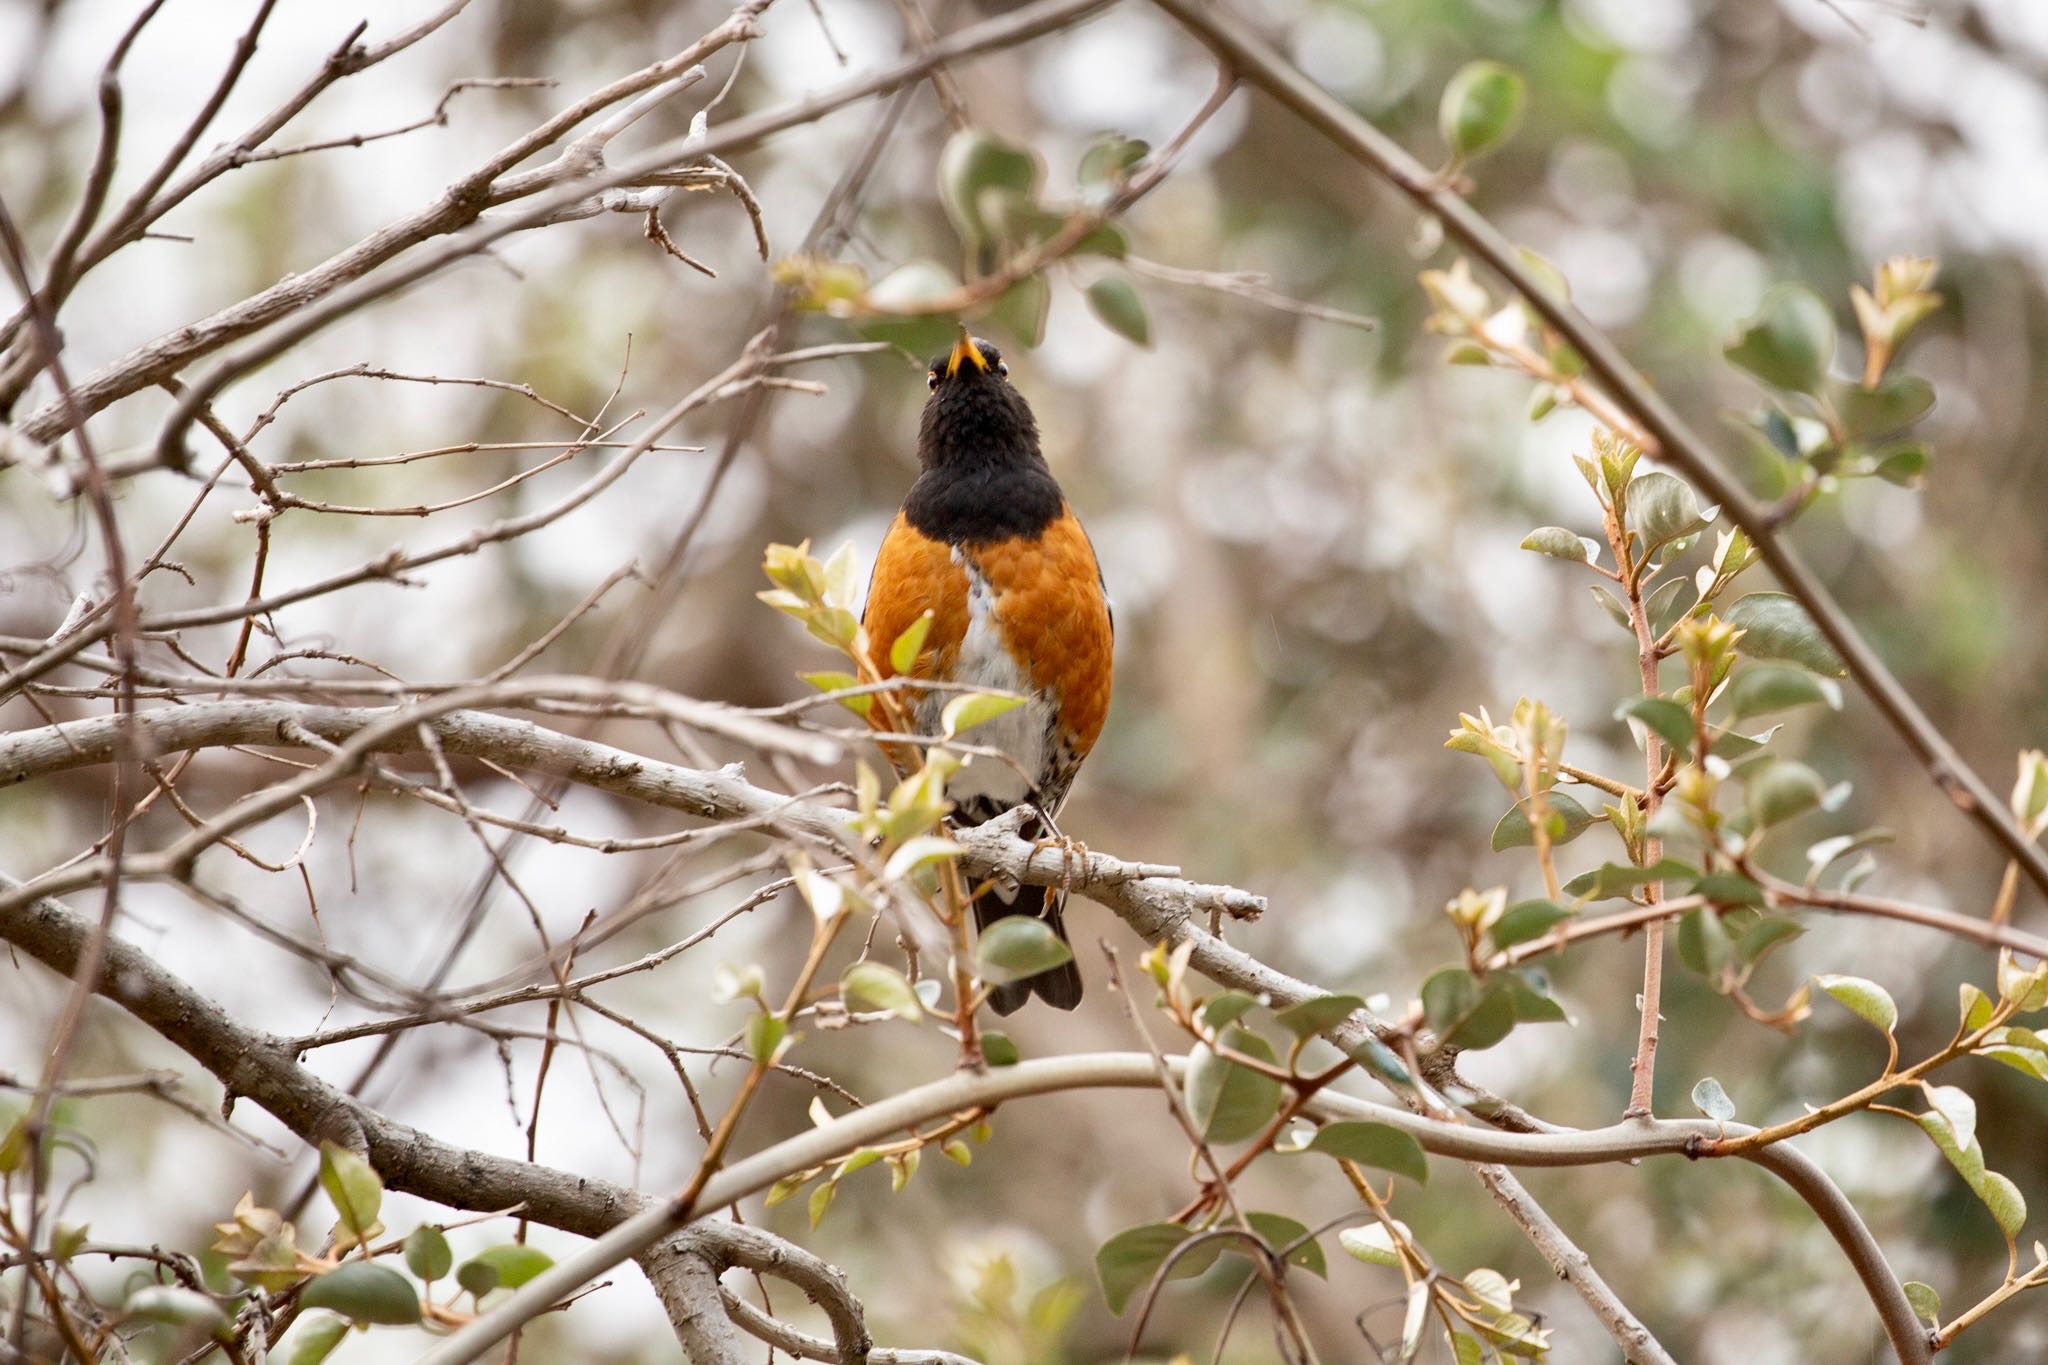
[[974, 884, 1083, 1015]]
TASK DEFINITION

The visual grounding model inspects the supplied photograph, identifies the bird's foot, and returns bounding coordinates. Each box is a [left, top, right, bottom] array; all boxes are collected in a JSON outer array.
[[1028, 829, 1091, 892]]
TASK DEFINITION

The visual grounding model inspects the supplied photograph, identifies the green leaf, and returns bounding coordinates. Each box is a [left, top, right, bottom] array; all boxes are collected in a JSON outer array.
[[1724, 665, 1842, 720], [799, 670, 872, 717], [123, 1285, 227, 1332], [1589, 584, 1632, 632], [941, 690, 1025, 737], [1746, 759, 1827, 829], [1979, 1170, 2027, 1239], [938, 128, 1041, 249], [1646, 578, 1692, 637], [1491, 791, 1599, 852], [1834, 372, 1934, 439], [843, 961, 923, 1021], [1873, 443, 1930, 487], [1724, 593, 1845, 676], [300, 1262, 421, 1326], [1735, 915, 1804, 965], [1691, 1076, 1737, 1121], [1814, 973, 1898, 1035], [1078, 133, 1149, 190], [1903, 1281, 1941, 1327], [992, 272, 1050, 349], [1502, 968, 1568, 1024], [1918, 1110, 2027, 1238], [1616, 697, 1695, 755], [1562, 857, 1699, 901], [1237, 1211, 1327, 1277], [1273, 994, 1364, 1038], [318, 1141, 383, 1248], [1520, 527, 1589, 562], [1187, 1027, 1284, 1143], [746, 1012, 790, 1065], [465, 1243, 552, 1291], [809, 1179, 837, 1229], [1420, 968, 1517, 1050], [975, 916, 1075, 985], [1438, 60, 1526, 163], [1451, 1330, 1487, 1365], [285, 1313, 350, 1365], [1925, 1084, 1978, 1155], [890, 612, 933, 674], [1806, 828, 1895, 881], [1693, 871, 1766, 907], [1086, 274, 1151, 346], [1676, 908, 1735, 979], [1630, 472, 1709, 550], [51, 1222, 87, 1263], [1978, 1046, 2048, 1082], [1304, 1121, 1428, 1184], [1488, 899, 1573, 949], [1961, 983, 1996, 1032], [1094, 1223, 1221, 1315], [1726, 284, 1837, 395], [1338, 1222, 1410, 1268], [1200, 992, 1261, 1031], [405, 1226, 453, 1283], [1475, 1310, 1549, 1356], [455, 1256, 499, 1300], [1074, 220, 1129, 258], [980, 1031, 1020, 1066], [882, 835, 960, 883]]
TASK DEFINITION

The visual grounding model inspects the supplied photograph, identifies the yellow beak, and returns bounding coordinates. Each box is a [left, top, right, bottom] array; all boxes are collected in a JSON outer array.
[[946, 330, 988, 376]]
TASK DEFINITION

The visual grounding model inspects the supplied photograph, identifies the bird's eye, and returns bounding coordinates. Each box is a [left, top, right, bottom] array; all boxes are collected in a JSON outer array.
[[995, 361, 1009, 377], [927, 371, 940, 390]]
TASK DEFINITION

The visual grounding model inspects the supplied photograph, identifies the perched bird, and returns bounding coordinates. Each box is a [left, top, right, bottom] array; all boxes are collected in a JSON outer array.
[[862, 332, 1114, 1013]]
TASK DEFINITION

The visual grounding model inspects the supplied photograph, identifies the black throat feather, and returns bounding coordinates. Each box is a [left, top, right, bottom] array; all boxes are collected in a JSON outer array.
[[904, 360, 1063, 545]]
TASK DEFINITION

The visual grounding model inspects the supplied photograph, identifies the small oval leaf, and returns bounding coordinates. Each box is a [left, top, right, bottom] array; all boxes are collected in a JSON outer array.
[[1086, 274, 1151, 346], [1814, 973, 1898, 1035], [974, 916, 1075, 985], [300, 1263, 421, 1326], [1304, 1121, 1428, 1184]]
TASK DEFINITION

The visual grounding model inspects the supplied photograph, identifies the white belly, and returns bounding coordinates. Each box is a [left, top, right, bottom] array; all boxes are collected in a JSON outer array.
[[916, 554, 1052, 812]]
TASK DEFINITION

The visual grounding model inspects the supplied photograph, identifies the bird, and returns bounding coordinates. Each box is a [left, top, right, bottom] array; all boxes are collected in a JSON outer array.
[[861, 331, 1114, 1013]]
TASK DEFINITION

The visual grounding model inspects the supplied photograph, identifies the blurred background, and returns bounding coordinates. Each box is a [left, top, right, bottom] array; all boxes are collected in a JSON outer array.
[[4, 0, 2048, 1360]]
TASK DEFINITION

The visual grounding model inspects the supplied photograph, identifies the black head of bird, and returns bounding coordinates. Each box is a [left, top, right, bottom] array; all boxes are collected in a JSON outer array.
[[906, 332, 1061, 542]]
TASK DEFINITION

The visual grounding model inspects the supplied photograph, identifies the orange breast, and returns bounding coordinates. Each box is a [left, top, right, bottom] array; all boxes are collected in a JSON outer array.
[[966, 507, 1114, 757], [864, 512, 970, 684], [863, 506, 1114, 763]]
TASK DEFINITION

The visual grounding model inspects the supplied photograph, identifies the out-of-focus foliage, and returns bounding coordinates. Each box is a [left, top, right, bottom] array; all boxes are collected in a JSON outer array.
[[8, 0, 2048, 1360]]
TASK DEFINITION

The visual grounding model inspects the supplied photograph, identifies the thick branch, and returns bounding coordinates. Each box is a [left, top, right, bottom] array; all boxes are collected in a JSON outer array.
[[0, 696, 1262, 927], [1147, 0, 2048, 903], [641, 1236, 749, 1365]]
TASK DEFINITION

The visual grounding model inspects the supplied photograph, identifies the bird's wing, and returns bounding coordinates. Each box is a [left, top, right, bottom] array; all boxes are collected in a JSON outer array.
[[863, 511, 970, 687]]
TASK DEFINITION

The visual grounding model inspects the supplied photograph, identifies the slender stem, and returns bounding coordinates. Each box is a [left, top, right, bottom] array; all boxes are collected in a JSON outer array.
[[1935, 1264, 2048, 1349], [676, 911, 847, 1212], [1609, 492, 1668, 1118]]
